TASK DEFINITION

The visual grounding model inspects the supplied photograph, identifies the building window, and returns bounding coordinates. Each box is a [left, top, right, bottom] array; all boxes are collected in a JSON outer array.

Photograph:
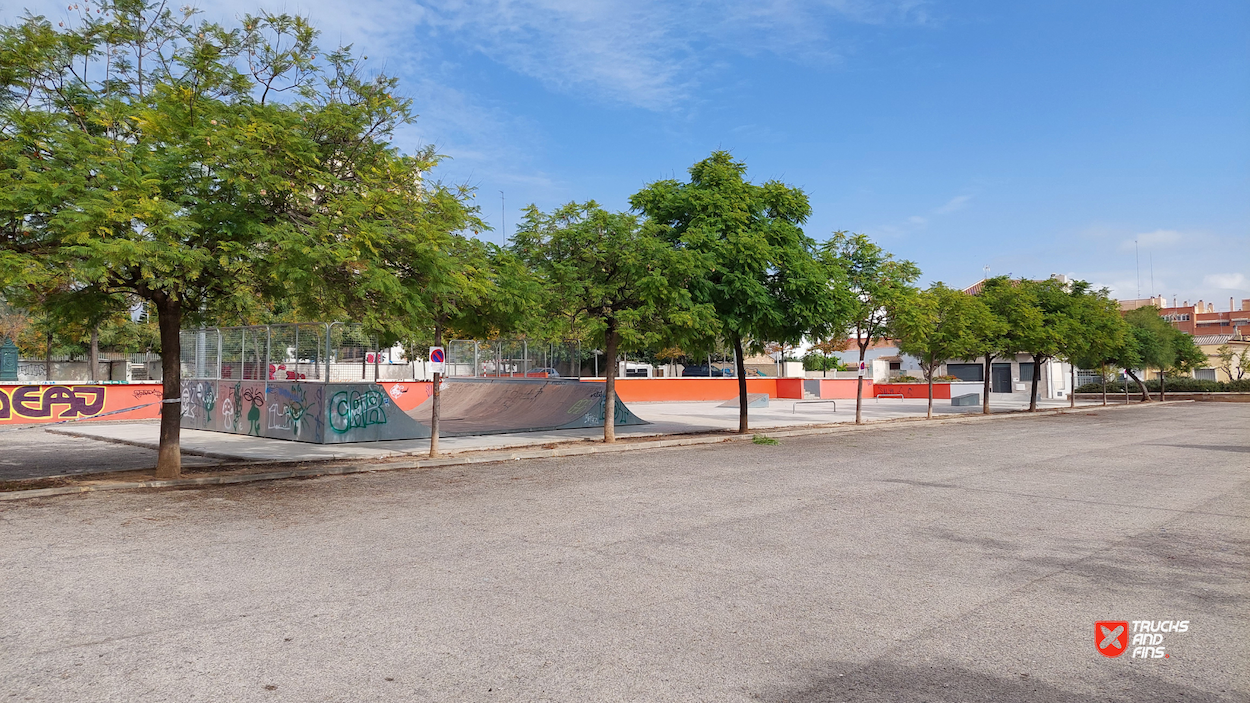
[[947, 363, 984, 382], [889, 361, 901, 371], [1019, 362, 1035, 382], [1195, 368, 1217, 381]]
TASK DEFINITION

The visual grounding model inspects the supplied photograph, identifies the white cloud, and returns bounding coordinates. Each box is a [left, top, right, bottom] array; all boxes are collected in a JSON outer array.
[[876, 191, 971, 237], [934, 194, 971, 214], [415, 0, 934, 109], [1202, 273, 1248, 291], [1118, 228, 1185, 252]]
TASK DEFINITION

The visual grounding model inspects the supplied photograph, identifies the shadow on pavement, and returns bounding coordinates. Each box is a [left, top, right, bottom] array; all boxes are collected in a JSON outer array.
[[762, 659, 1231, 702], [1150, 443, 1250, 454]]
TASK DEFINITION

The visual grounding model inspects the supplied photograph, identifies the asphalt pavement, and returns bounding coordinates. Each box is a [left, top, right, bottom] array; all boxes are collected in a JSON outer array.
[[13, 395, 1087, 475], [0, 402, 1246, 702]]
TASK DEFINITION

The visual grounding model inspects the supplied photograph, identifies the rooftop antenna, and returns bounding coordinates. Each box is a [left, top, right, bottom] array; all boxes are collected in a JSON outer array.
[[1135, 239, 1141, 300], [983, 265, 989, 281], [1149, 253, 1154, 299]]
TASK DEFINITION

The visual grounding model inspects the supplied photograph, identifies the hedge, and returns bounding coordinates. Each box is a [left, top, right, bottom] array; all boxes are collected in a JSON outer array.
[[1075, 378, 1250, 393]]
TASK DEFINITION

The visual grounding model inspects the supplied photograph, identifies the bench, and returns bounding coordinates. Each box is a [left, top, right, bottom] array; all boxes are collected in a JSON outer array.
[[876, 393, 904, 401], [792, 399, 836, 413]]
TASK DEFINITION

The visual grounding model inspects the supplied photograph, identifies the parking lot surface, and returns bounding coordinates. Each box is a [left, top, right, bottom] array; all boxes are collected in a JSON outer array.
[[1, 403, 1246, 701]]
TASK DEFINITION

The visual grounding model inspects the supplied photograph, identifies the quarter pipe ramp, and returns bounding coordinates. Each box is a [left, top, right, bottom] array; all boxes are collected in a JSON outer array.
[[407, 378, 648, 437]]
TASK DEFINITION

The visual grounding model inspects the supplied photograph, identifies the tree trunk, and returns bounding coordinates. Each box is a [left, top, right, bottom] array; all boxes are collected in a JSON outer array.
[[926, 368, 934, 420], [1069, 363, 1075, 408], [982, 354, 993, 415], [429, 323, 442, 457], [733, 336, 749, 434], [603, 323, 619, 443], [89, 325, 99, 382], [45, 329, 53, 382], [154, 293, 182, 479], [1029, 354, 1043, 412], [855, 341, 867, 425], [1126, 369, 1151, 401], [1159, 370, 1166, 401], [1101, 365, 1107, 406]]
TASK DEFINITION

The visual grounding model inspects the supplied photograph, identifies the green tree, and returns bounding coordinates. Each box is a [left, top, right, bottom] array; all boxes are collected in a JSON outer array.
[[1066, 287, 1129, 407], [802, 338, 845, 377], [631, 152, 848, 433], [963, 278, 1011, 415], [892, 283, 993, 419], [976, 278, 1045, 409], [1163, 330, 1206, 400], [512, 201, 713, 442], [1054, 281, 1122, 408], [1120, 307, 1176, 401], [0, 5, 453, 477], [424, 242, 539, 455], [823, 232, 920, 424], [1013, 279, 1075, 412], [1214, 343, 1248, 381]]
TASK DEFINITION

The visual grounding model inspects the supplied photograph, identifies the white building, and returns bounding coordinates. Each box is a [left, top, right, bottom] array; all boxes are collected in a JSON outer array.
[[831, 340, 1073, 399]]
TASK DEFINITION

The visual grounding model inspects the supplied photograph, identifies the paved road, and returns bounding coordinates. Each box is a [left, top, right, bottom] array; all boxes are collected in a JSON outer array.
[[1, 403, 1246, 702]]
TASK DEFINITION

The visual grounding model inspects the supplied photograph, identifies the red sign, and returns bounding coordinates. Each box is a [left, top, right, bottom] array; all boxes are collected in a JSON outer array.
[[1096, 621, 1129, 657]]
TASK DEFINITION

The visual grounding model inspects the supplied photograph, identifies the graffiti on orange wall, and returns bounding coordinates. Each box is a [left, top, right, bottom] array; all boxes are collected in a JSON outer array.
[[0, 384, 164, 424]]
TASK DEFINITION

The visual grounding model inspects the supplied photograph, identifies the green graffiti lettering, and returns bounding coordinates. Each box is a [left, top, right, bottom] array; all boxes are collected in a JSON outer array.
[[328, 390, 388, 434]]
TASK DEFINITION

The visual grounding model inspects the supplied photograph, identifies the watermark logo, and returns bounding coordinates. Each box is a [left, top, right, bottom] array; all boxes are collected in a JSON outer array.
[[1096, 621, 1129, 657], [1097, 620, 1188, 659]]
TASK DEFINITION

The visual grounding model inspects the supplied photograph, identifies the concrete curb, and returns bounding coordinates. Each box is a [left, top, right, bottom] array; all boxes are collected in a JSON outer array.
[[44, 427, 396, 463], [1, 400, 1193, 502]]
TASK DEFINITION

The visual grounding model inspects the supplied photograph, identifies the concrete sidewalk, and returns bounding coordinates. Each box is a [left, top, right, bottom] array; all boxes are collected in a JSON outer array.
[[50, 395, 1094, 464]]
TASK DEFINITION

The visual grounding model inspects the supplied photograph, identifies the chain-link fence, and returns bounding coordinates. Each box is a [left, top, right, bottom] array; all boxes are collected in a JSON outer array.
[[180, 328, 624, 381], [180, 323, 425, 382], [445, 340, 590, 378]]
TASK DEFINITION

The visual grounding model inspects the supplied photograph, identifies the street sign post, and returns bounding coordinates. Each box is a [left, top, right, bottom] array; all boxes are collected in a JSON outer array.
[[429, 346, 446, 374], [858, 361, 866, 377]]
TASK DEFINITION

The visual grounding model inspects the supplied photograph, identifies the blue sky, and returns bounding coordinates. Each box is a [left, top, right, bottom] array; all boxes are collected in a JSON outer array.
[[6, 0, 1249, 308]]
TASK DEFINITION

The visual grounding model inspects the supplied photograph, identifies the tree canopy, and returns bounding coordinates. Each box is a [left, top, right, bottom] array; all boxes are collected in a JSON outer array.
[[893, 283, 994, 418], [822, 231, 919, 424], [631, 151, 850, 432], [0, 3, 477, 476], [512, 201, 714, 441]]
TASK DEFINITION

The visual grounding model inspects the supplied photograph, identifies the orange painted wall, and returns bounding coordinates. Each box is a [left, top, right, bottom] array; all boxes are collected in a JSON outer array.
[[817, 378, 874, 399], [0, 383, 164, 425], [874, 382, 951, 399], [580, 377, 805, 401], [380, 381, 433, 412]]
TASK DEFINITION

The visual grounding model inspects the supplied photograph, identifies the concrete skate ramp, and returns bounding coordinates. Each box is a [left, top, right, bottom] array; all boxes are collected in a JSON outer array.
[[720, 393, 769, 408], [407, 378, 648, 437]]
